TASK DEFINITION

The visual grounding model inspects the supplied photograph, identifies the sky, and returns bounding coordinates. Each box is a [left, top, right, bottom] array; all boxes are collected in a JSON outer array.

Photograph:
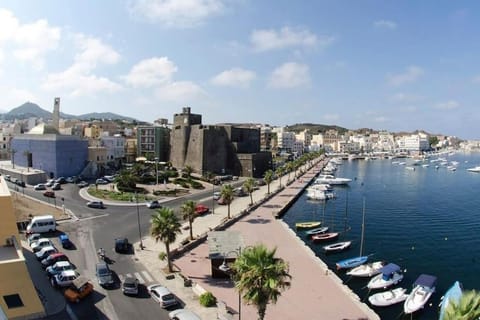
[[0, 1, 479, 139]]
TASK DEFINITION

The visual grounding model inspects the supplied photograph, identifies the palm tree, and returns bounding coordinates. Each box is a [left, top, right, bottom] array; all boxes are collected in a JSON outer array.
[[243, 178, 256, 205], [183, 165, 194, 180], [443, 290, 480, 320], [150, 207, 181, 273], [115, 169, 137, 191], [275, 166, 284, 187], [231, 245, 291, 320], [181, 200, 196, 240], [220, 184, 234, 219], [263, 170, 274, 194], [286, 162, 295, 182]]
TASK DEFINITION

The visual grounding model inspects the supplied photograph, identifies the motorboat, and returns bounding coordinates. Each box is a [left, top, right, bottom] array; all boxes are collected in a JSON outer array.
[[405, 166, 416, 171], [315, 174, 352, 185], [367, 263, 404, 289], [438, 281, 463, 320], [467, 166, 480, 173], [336, 255, 369, 270], [346, 261, 385, 278], [306, 185, 335, 200], [311, 232, 339, 242], [404, 274, 437, 314], [323, 241, 351, 253], [305, 226, 329, 236], [295, 221, 321, 230], [368, 288, 408, 307]]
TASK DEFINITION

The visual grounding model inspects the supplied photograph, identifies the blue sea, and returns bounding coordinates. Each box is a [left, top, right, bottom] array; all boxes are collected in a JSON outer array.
[[283, 152, 480, 320]]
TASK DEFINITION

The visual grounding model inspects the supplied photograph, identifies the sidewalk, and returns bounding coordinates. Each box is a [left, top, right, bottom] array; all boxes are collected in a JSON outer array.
[[134, 158, 380, 320]]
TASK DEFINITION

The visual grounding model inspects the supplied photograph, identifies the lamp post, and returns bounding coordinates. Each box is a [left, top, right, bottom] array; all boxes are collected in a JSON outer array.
[[135, 192, 144, 250], [219, 248, 242, 320], [155, 157, 159, 185]]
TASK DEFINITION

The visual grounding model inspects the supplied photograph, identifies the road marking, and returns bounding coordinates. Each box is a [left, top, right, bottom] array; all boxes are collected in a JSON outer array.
[[134, 272, 145, 284], [77, 213, 109, 221], [142, 270, 153, 283]]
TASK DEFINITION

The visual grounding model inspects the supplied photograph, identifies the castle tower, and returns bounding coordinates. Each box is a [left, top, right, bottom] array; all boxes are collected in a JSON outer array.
[[52, 97, 60, 131]]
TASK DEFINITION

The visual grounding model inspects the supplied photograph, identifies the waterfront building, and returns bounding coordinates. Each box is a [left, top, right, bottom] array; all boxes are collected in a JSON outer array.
[[0, 178, 45, 319], [403, 133, 430, 153], [322, 129, 342, 152], [295, 129, 312, 152], [260, 125, 274, 152], [272, 127, 296, 153], [137, 125, 170, 162]]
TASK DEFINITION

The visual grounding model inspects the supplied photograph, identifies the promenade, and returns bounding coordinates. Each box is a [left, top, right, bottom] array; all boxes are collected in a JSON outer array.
[[135, 158, 380, 320]]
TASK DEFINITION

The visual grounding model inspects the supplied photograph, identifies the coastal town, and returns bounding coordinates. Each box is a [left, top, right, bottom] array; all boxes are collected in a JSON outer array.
[[1, 100, 479, 320]]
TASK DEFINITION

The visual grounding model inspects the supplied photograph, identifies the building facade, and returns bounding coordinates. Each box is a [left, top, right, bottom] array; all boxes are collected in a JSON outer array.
[[137, 125, 170, 162]]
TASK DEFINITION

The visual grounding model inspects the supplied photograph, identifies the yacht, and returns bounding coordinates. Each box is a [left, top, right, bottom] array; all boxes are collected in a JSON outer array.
[[315, 174, 352, 185], [306, 184, 335, 200], [467, 166, 480, 173]]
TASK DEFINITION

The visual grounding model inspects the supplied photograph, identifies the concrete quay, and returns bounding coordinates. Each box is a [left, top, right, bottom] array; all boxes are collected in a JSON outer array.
[[134, 158, 380, 320]]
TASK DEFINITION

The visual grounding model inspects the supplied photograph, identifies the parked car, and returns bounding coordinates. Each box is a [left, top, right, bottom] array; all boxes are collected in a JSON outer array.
[[114, 238, 129, 253], [77, 181, 89, 188], [217, 197, 228, 205], [15, 180, 26, 187], [34, 184, 47, 191], [96, 178, 109, 185], [41, 252, 69, 268], [43, 191, 56, 198], [122, 276, 139, 295], [35, 246, 58, 260], [194, 204, 209, 216], [31, 238, 53, 252], [46, 261, 74, 278], [102, 175, 116, 182], [86, 201, 105, 209], [27, 233, 41, 246], [52, 183, 62, 190], [64, 277, 94, 303], [146, 200, 162, 209], [59, 234, 73, 249], [168, 309, 201, 320], [55, 177, 67, 184], [148, 284, 177, 308], [4, 175, 11, 181], [95, 262, 114, 287], [256, 179, 266, 186], [51, 270, 79, 288], [234, 187, 247, 197], [213, 191, 221, 200], [45, 179, 55, 187]]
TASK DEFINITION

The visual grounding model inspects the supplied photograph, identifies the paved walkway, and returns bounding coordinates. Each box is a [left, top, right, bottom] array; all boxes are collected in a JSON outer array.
[[134, 158, 380, 320]]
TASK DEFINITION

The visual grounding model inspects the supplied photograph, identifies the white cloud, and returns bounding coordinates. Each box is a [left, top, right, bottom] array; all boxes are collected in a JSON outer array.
[[211, 68, 256, 88], [323, 114, 340, 121], [389, 92, 424, 103], [123, 57, 178, 88], [374, 20, 397, 30], [42, 34, 121, 96], [435, 100, 460, 110], [268, 62, 310, 89], [0, 86, 37, 109], [251, 26, 332, 52], [0, 9, 60, 69], [154, 81, 205, 101], [129, 0, 225, 28], [387, 66, 424, 86]]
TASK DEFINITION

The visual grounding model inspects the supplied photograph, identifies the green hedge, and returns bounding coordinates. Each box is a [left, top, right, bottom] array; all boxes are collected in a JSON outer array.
[[199, 291, 217, 307]]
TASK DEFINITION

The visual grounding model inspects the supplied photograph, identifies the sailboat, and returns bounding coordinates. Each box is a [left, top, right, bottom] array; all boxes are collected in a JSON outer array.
[[336, 198, 369, 270]]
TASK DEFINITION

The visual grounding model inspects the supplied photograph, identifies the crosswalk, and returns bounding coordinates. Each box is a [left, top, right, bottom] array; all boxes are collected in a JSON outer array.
[[117, 270, 154, 284]]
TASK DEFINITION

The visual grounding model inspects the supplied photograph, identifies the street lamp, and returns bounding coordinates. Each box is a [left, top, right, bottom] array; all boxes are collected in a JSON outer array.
[[155, 157, 159, 185], [134, 192, 144, 250], [219, 249, 242, 320]]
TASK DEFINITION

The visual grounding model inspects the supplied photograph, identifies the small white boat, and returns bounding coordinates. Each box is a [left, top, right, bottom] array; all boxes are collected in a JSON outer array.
[[422, 164, 430, 168], [467, 166, 480, 173], [405, 166, 416, 171], [306, 185, 336, 200], [367, 263, 404, 290], [315, 174, 352, 185], [323, 241, 351, 253], [305, 226, 329, 236], [346, 261, 385, 278], [368, 287, 409, 307], [404, 274, 437, 314]]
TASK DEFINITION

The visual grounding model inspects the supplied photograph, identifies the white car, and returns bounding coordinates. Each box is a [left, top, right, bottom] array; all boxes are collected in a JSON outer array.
[[27, 233, 41, 246], [51, 270, 79, 288], [146, 200, 162, 209], [34, 184, 47, 190], [35, 246, 57, 260], [31, 238, 53, 252], [148, 284, 177, 308], [213, 192, 221, 200], [168, 309, 201, 320], [46, 261, 74, 278]]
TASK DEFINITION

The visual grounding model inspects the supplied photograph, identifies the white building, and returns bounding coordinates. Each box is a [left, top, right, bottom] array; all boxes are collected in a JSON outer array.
[[100, 134, 125, 164], [272, 127, 296, 153], [401, 133, 430, 152]]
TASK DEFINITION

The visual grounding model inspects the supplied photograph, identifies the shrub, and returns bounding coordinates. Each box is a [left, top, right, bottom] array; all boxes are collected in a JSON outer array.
[[190, 180, 204, 189], [199, 291, 217, 307]]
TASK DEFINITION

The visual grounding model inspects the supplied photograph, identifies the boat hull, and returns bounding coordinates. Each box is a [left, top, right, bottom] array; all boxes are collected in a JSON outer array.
[[336, 255, 369, 270], [323, 241, 351, 252], [368, 288, 408, 307], [346, 261, 385, 277], [367, 273, 404, 290], [403, 285, 434, 314]]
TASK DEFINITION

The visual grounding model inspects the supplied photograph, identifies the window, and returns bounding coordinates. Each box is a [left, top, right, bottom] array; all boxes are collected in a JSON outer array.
[[4, 294, 24, 308]]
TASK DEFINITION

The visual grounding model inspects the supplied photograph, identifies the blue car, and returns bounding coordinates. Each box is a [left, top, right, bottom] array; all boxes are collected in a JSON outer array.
[[59, 234, 73, 249]]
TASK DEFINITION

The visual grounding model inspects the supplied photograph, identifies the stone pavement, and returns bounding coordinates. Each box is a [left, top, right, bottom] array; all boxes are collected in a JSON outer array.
[[132, 158, 380, 320]]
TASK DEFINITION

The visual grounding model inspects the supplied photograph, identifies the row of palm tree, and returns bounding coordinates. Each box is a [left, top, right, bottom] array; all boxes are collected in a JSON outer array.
[[150, 205, 291, 320]]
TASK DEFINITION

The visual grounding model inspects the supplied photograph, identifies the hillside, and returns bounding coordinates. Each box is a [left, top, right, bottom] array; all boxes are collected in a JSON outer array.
[[286, 123, 349, 134]]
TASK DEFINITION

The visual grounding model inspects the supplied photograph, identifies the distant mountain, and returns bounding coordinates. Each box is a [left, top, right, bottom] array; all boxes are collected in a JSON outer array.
[[2, 102, 136, 122], [286, 123, 349, 134]]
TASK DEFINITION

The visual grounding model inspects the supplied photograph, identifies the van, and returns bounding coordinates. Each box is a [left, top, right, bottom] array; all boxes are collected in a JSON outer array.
[[26, 215, 56, 234]]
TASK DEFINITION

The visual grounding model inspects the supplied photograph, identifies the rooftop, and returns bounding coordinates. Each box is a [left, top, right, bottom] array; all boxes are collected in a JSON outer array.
[[208, 231, 244, 259]]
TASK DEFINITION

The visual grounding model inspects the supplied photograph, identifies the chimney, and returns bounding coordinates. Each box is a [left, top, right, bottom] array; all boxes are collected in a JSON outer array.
[[53, 97, 60, 131]]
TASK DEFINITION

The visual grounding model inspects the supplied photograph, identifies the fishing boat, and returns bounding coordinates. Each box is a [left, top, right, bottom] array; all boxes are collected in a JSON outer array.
[[367, 263, 404, 289], [438, 281, 463, 320], [346, 261, 385, 277], [336, 198, 369, 270], [311, 232, 339, 242], [305, 226, 329, 236], [368, 287, 409, 307], [404, 274, 437, 314], [323, 241, 351, 253], [295, 221, 321, 229]]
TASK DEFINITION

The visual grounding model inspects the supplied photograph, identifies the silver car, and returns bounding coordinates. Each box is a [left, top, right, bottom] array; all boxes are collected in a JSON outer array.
[[95, 262, 114, 287], [122, 276, 139, 295]]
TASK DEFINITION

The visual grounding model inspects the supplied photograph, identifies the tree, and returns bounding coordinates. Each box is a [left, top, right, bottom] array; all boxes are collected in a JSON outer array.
[[443, 290, 480, 320], [181, 200, 196, 240], [115, 169, 137, 191], [263, 170, 274, 194], [150, 208, 181, 273], [220, 184, 234, 219], [275, 166, 285, 187], [243, 178, 256, 205], [231, 245, 291, 320], [184, 165, 194, 180], [286, 162, 295, 182]]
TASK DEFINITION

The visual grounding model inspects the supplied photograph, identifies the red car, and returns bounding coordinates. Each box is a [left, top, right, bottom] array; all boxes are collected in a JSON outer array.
[[195, 204, 210, 215], [43, 191, 56, 198]]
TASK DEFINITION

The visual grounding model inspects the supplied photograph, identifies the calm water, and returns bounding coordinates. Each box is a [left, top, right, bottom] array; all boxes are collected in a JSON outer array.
[[283, 152, 480, 320]]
